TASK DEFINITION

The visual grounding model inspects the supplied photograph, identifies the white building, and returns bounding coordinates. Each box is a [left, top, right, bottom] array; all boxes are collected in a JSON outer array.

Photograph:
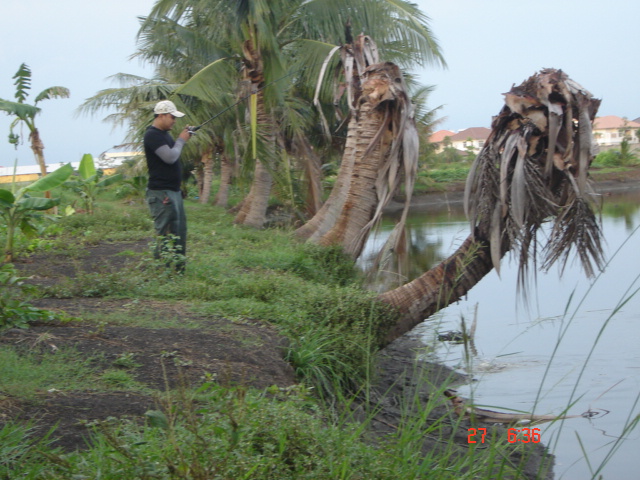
[[593, 116, 640, 148]]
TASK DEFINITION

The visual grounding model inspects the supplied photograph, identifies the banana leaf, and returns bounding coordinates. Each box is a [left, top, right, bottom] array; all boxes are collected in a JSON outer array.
[[24, 163, 73, 193], [0, 189, 15, 206], [19, 197, 60, 211], [97, 173, 123, 188], [78, 153, 97, 180]]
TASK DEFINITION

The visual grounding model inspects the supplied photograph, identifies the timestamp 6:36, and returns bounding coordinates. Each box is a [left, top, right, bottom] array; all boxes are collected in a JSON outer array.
[[467, 427, 541, 444]]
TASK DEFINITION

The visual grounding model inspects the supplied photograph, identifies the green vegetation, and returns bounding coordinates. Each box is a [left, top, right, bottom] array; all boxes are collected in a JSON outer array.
[[0, 264, 64, 330], [0, 163, 73, 262], [593, 142, 639, 167], [0, 347, 97, 399], [0, 382, 538, 480], [0, 192, 549, 479], [63, 153, 123, 214], [416, 163, 471, 193]]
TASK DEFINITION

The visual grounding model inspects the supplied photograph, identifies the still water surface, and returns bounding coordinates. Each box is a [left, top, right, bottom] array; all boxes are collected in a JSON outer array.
[[360, 192, 640, 480]]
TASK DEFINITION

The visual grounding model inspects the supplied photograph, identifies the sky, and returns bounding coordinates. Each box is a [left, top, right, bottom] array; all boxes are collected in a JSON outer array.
[[414, 0, 640, 132], [1, 0, 638, 168]]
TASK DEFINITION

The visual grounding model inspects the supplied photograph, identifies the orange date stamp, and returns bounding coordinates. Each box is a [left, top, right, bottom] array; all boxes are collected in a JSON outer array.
[[467, 427, 541, 444]]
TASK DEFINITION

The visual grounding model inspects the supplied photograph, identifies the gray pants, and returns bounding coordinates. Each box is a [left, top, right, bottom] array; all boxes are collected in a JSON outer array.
[[146, 189, 187, 271]]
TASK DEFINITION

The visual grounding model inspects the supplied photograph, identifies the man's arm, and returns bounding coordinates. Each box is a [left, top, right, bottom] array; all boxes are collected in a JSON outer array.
[[155, 138, 186, 165]]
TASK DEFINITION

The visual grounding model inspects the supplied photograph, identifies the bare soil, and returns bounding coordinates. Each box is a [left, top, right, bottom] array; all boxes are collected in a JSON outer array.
[[3, 242, 297, 451]]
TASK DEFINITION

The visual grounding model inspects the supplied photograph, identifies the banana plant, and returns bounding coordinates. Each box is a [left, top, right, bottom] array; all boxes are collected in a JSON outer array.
[[63, 154, 123, 214], [0, 163, 73, 263], [1, 64, 70, 179]]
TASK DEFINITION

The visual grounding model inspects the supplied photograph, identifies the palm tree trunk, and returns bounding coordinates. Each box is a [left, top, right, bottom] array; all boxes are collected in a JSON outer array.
[[294, 115, 358, 241], [215, 151, 233, 208], [299, 61, 416, 259], [194, 162, 204, 198], [234, 160, 273, 228], [200, 148, 214, 204], [317, 101, 388, 257], [233, 38, 275, 228], [378, 234, 496, 344], [295, 134, 323, 217]]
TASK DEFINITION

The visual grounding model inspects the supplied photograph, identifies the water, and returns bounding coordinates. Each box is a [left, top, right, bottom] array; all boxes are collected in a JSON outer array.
[[359, 192, 640, 480]]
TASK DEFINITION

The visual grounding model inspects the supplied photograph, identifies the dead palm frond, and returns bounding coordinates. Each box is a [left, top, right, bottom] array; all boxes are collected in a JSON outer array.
[[464, 68, 604, 292]]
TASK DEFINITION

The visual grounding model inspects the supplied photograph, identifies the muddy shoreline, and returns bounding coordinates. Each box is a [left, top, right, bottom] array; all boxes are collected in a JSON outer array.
[[372, 335, 553, 479]]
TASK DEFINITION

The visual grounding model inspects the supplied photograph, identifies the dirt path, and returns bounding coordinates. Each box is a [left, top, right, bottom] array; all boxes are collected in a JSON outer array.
[[3, 242, 297, 451]]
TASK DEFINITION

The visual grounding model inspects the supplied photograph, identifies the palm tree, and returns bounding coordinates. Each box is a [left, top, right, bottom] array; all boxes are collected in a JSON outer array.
[[296, 34, 421, 266], [0, 64, 70, 179], [149, 0, 445, 227], [79, 11, 239, 204], [378, 68, 605, 344]]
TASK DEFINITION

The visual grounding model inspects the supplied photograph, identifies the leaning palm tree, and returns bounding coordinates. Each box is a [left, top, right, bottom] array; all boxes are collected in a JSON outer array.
[[296, 34, 421, 266], [378, 68, 604, 343], [153, 0, 445, 228], [0, 64, 70, 179]]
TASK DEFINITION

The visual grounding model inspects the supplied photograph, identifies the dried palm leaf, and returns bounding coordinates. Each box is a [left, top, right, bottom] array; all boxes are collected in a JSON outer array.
[[464, 68, 604, 290]]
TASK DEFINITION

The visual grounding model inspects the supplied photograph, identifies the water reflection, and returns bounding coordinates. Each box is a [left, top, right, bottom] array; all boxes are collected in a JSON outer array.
[[358, 206, 469, 291], [600, 191, 640, 232], [360, 191, 640, 290], [360, 190, 640, 480]]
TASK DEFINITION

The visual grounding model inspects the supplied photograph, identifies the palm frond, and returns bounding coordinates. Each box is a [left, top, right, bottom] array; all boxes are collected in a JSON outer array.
[[464, 68, 604, 287], [174, 59, 237, 105], [34, 87, 70, 103]]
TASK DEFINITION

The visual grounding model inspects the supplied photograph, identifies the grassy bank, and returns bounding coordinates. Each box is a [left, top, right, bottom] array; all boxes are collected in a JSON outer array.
[[1, 190, 551, 479]]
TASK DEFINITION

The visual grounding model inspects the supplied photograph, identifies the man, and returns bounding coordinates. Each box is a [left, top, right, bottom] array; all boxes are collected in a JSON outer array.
[[144, 100, 192, 272]]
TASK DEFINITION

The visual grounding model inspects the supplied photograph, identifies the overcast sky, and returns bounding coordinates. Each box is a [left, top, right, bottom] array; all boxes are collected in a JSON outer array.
[[1, 0, 638, 168]]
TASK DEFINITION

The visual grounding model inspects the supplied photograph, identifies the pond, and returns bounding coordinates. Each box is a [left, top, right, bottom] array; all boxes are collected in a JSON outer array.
[[359, 190, 640, 480]]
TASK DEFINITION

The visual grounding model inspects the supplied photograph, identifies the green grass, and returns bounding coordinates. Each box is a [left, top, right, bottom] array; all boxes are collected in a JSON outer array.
[[0, 382, 532, 480], [0, 347, 98, 399], [0, 188, 556, 479]]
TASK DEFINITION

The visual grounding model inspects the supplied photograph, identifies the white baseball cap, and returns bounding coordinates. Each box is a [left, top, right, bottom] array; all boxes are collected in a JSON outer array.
[[153, 100, 185, 117]]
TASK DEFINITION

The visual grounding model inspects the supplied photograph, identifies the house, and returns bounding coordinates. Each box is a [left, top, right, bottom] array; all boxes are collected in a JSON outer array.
[[592, 115, 640, 148], [429, 128, 492, 155], [428, 129, 454, 153], [446, 127, 491, 154]]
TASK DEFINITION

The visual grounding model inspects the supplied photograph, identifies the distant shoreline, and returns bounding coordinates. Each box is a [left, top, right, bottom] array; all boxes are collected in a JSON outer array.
[[386, 170, 640, 213]]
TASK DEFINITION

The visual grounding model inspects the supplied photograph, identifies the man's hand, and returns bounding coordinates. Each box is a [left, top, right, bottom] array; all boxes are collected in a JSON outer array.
[[178, 127, 192, 142]]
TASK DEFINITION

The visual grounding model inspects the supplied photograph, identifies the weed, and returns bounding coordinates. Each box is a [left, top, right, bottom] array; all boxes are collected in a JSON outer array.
[[113, 352, 142, 369], [100, 369, 142, 389], [0, 347, 96, 399]]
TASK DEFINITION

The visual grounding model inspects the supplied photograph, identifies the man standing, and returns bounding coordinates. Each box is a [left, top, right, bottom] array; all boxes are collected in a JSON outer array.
[[144, 100, 192, 272]]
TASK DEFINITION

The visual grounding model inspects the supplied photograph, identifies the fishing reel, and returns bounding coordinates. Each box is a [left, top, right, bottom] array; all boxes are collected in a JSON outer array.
[[187, 126, 201, 136]]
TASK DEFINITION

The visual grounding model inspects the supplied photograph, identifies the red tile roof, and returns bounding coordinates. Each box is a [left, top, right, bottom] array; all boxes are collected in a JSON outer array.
[[429, 129, 454, 143], [593, 115, 640, 130], [449, 127, 491, 141]]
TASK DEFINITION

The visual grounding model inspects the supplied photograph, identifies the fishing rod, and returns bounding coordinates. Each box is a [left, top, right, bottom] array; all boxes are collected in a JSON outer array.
[[186, 60, 324, 135]]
